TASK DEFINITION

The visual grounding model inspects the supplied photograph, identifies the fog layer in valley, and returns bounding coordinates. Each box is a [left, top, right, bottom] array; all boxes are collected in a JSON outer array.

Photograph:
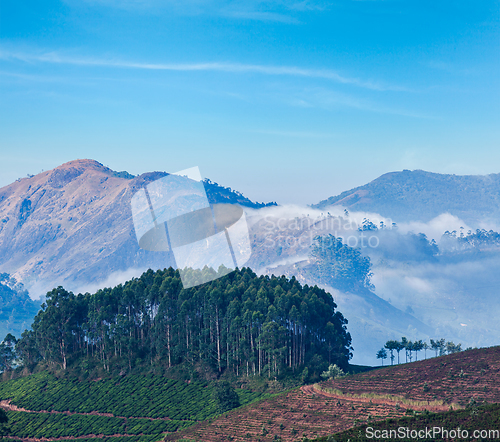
[[245, 205, 500, 365]]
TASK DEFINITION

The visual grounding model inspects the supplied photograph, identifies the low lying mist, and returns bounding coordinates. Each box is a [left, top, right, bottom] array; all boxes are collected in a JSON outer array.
[[246, 204, 500, 365]]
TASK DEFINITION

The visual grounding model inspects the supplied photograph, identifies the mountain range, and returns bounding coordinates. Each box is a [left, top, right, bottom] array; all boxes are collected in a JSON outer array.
[[0, 159, 274, 299], [2, 160, 500, 364], [313, 169, 500, 225]]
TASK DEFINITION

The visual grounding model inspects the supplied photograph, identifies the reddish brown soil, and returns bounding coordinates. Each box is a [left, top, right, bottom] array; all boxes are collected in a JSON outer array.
[[301, 385, 450, 412], [165, 386, 409, 442], [324, 346, 500, 407], [166, 346, 500, 442]]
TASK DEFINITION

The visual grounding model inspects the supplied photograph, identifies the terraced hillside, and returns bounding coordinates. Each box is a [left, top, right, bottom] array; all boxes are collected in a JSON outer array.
[[314, 403, 500, 442], [165, 385, 410, 441], [168, 346, 500, 441], [0, 372, 266, 441], [2, 347, 499, 441], [319, 346, 500, 407]]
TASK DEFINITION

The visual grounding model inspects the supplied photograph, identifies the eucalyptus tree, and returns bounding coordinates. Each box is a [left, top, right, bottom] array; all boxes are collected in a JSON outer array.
[[446, 341, 462, 354], [0, 334, 17, 372], [376, 348, 388, 366], [401, 337, 409, 363], [413, 340, 424, 361], [15, 268, 353, 377], [422, 341, 429, 359], [394, 340, 406, 364], [384, 340, 399, 365]]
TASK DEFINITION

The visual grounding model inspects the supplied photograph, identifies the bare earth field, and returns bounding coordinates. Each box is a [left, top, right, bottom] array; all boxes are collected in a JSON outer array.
[[167, 346, 500, 441]]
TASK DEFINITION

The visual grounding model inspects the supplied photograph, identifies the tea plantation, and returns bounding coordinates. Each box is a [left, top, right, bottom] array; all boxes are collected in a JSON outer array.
[[0, 372, 266, 440]]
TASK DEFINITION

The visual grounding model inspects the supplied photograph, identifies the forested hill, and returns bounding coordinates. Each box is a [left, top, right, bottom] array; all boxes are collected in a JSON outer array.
[[12, 267, 352, 379], [203, 178, 277, 208]]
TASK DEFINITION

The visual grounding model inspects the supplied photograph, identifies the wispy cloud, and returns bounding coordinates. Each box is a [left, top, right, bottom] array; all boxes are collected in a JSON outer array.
[[0, 49, 409, 92], [69, 0, 331, 22], [219, 0, 331, 21]]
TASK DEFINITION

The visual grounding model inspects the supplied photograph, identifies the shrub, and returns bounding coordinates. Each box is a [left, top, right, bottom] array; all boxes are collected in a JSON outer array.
[[0, 408, 9, 437], [212, 381, 240, 414], [320, 364, 345, 381]]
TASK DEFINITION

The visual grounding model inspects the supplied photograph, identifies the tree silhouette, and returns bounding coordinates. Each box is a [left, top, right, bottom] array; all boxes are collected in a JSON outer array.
[[413, 340, 424, 361], [376, 348, 388, 366], [394, 341, 405, 364], [430, 338, 446, 357], [401, 337, 410, 363], [446, 341, 462, 354], [422, 341, 429, 359], [0, 334, 17, 372], [384, 340, 399, 365]]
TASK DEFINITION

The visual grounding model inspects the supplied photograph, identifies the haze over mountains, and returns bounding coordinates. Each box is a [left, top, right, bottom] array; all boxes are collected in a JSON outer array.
[[2, 159, 500, 364], [0, 159, 273, 298], [0, 276, 40, 339], [314, 169, 500, 226]]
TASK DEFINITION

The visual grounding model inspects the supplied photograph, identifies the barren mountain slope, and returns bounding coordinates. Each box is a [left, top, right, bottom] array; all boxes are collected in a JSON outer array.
[[0, 159, 271, 297]]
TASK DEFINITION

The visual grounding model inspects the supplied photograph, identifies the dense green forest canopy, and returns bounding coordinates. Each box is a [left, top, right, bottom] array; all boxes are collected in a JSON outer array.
[[13, 267, 352, 379]]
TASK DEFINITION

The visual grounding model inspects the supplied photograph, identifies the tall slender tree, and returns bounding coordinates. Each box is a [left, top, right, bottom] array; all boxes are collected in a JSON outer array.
[[384, 340, 398, 365], [376, 348, 388, 366], [14, 268, 353, 377], [395, 340, 405, 364]]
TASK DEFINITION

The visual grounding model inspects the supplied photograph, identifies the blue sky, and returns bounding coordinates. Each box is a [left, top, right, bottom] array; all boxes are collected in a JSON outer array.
[[0, 0, 499, 204]]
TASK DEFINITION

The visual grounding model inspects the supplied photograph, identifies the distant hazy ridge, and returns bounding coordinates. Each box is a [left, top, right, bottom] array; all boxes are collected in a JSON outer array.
[[313, 169, 500, 224]]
